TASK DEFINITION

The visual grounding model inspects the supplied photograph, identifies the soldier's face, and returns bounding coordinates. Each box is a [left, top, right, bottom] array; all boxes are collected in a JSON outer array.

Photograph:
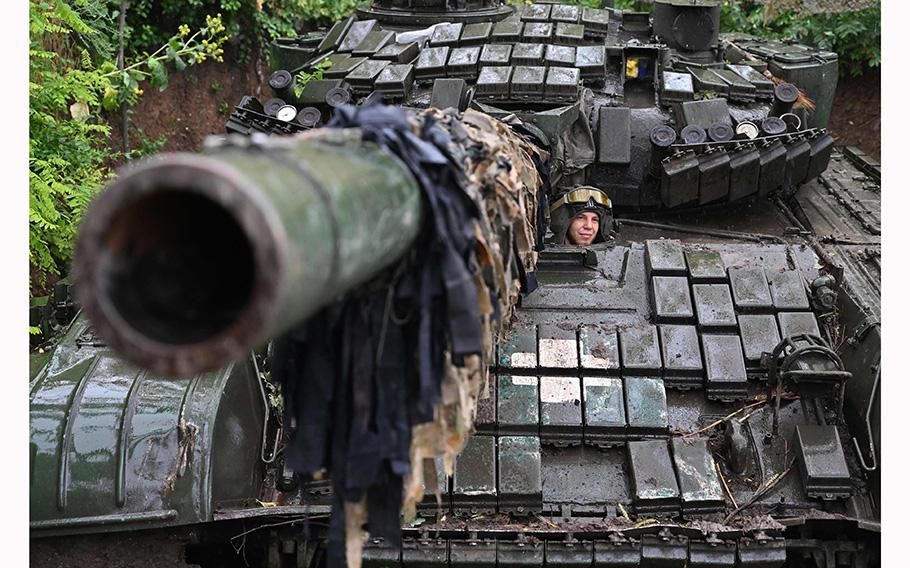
[[566, 211, 599, 245]]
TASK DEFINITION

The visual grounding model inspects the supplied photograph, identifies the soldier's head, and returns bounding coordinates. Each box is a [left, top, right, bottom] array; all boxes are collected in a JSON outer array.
[[549, 187, 613, 246]]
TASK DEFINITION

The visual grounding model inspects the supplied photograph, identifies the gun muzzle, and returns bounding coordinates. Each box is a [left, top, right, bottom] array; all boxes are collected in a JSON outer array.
[[75, 131, 423, 375]]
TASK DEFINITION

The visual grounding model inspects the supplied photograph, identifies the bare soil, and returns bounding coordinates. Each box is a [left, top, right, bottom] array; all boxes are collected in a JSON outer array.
[[107, 45, 272, 166], [826, 67, 881, 161]]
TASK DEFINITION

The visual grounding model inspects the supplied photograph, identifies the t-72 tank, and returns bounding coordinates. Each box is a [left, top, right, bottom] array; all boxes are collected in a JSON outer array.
[[30, 2, 880, 567]]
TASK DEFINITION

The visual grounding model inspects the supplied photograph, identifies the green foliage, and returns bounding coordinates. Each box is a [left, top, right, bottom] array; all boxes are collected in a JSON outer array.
[[128, 128, 169, 160], [29, 0, 227, 294], [125, 1, 365, 62], [294, 59, 332, 97], [293, 0, 364, 24], [720, 1, 880, 77]]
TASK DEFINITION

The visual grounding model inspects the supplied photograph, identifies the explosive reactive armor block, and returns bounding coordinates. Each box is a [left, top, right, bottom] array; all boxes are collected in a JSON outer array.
[[345, 59, 390, 95], [511, 65, 546, 99], [671, 437, 725, 515], [511, 43, 545, 66], [374, 64, 415, 99], [659, 325, 704, 389], [539, 376, 583, 446], [594, 541, 640, 567], [450, 540, 496, 568], [581, 8, 610, 35], [461, 22, 493, 45], [728, 64, 774, 97], [652, 276, 695, 323], [702, 334, 749, 401], [499, 321, 537, 369], [448, 46, 481, 79], [575, 45, 607, 79], [689, 539, 737, 568], [479, 44, 512, 66], [661, 71, 695, 103], [795, 424, 852, 500], [693, 283, 738, 331], [685, 249, 727, 283], [783, 137, 812, 190], [544, 45, 576, 67], [641, 533, 689, 567], [581, 377, 625, 447], [352, 30, 394, 57], [758, 139, 787, 196], [498, 375, 539, 435], [627, 440, 681, 516], [316, 16, 353, 53], [338, 19, 377, 52], [492, 18, 523, 42], [453, 434, 497, 513], [661, 152, 700, 208], [769, 270, 810, 311], [538, 323, 578, 369], [523, 22, 554, 43], [728, 145, 762, 202], [778, 311, 821, 338], [624, 377, 669, 437], [375, 41, 420, 63], [415, 47, 450, 80], [522, 3, 551, 21], [646, 239, 687, 276], [498, 540, 544, 568], [578, 326, 620, 372], [555, 22, 585, 45], [498, 436, 543, 514], [551, 4, 580, 23], [476, 66, 512, 99], [619, 325, 662, 375], [738, 314, 782, 365], [430, 22, 464, 47], [729, 267, 774, 311], [402, 538, 448, 567], [546, 67, 581, 99], [323, 54, 366, 79]]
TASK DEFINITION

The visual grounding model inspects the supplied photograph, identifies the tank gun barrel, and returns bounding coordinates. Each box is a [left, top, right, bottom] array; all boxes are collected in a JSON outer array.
[[74, 130, 423, 376]]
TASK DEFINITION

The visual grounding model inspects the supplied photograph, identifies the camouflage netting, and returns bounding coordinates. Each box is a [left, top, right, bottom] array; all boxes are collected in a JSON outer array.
[[342, 109, 547, 568]]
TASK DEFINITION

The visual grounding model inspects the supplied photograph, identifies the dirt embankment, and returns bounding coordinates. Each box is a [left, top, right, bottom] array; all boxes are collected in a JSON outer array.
[[826, 67, 881, 161], [107, 45, 271, 165]]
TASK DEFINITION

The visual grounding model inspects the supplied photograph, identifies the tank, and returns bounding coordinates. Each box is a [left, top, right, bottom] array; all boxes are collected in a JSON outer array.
[[30, 2, 880, 567]]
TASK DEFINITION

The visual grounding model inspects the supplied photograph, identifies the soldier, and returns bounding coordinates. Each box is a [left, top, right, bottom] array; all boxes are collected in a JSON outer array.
[[548, 186, 613, 246]]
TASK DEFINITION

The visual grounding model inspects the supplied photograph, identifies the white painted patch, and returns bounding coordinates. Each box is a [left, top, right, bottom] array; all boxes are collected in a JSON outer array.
[[510, 352, 536, 368], [582, 377, 619, 388], [539, 338, 578, 368], [540, 376, 581, 403]]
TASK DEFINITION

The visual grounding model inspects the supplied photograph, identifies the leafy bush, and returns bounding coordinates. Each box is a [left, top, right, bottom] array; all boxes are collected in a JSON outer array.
[[29, 0, 228, 298], [126, 1, 365, 62], [720, 0, 880, 77]]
